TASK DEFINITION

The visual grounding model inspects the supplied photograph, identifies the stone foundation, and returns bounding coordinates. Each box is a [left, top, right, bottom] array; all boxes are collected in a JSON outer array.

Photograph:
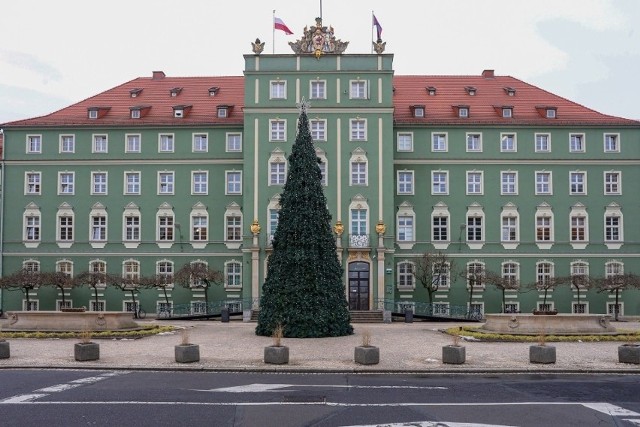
[[3, 311, 140, 331], [480, 314, 616, 335]]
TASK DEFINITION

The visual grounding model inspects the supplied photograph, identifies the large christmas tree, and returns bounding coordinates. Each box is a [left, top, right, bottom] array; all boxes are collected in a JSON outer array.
[[256, 102, 353, 338]]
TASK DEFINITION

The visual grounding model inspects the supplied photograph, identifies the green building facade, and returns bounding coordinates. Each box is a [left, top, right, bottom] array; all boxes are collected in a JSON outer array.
[[1, 20, 639, 318]]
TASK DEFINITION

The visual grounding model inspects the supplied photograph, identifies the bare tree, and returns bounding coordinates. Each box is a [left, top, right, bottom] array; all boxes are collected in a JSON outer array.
[[483, 269, 520, 313], [570, 273, 593, 311], [0, 268, 45, 310], [144, 273, 173, 308], [174, 261, 224, 311], [594, 273, 640, 321], [526, 275, 571, 313], [413, 252, 453, 305], [459, 262, 485, 318], [41, 271, 76, 308], [111, 274, 151, 318], [74, 270, 114, 309]]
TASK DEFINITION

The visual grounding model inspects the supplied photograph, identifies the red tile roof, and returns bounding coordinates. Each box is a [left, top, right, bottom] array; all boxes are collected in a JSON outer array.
[[4, 73, 245, 127], [3, 70, 638, 128], [393, 73, 639, 126]]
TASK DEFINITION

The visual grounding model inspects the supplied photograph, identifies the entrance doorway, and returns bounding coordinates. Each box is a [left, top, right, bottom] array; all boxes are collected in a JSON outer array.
[[348, 261, 370, 310]]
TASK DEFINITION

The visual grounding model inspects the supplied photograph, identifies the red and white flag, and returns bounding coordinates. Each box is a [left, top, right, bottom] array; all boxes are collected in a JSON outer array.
[[274, 17, 293, 35]]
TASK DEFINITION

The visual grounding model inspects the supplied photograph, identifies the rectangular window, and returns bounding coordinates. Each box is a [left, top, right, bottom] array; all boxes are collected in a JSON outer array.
[[432, 217, 448, 241], [158, 216, 174, 241], [570, 172, 586, 194], [535, 172, 552, 195], [432, 133, 448, 152], [604, 133, 619, 152], [350, 80, 367, 99], [571, 217, 586, 241], [270, 120, 286, 141], [270, 81, 286, 99], [605, 216, 621, 241], [125, 216, 140, 241], [159, 134, 174, 152], [350, 119, 366, 141], [310, 119, 326, 141], [501, 171, 517, 194], [125, 172, 141, 195], [268, 209, 279, 241], [91, 172, 107, 195], [570, 134, 585, 152], [193, 134, 208, 152], [350, 162, 367, 185], [310, 80, 326, 99], [397, 171, 414, 194], [501, 217, 517, 241], [58, 216, 73, 241], [466, 133, 482, 152], [500, 133, 516, 152], [126, 134, 141, 153], [604, 172, 621, 195], [350, 209, 368, 235], [91, 215, 106, 241], [467, 217, 482, 241], [226, 262, 242, 287], [192, 216, 208, 241], [397, 133, 413, 152], [60, 135, 75, 153], [536, 217, 551, 241], [226, 133, 242, 152], [27, 135, 42, 153], [226, 171, 242, 194], [319, 161, 327, 186], [397, 215, 414, 241], [93, 135, 108, 153], [573, 303, 587, 314], [25, 172, 41, 195], [158, 172, 175, 194], [466, 171, 483, 194], [192, 171, 208, 194], [432, 171, 448, 194], [58, 172, 75, 195], [25, 216, 40, 241], [270, 162, 286, 185], [535, 134, 550, 152], [226, 216, 242, 241]]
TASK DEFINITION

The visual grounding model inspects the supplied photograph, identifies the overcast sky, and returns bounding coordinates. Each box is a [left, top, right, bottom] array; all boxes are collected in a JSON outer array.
[[1, 0, 639, 124]]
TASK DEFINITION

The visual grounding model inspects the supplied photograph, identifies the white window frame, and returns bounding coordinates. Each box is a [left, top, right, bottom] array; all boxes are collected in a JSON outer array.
[[350, 118, 367, 141], [431, 203, 450, 250], [500, 204, 520, 249], [192, 133, 208, 152], [397, 170, 414, 195], [466, 204, 485, 249], [604, 203, 623, 249], [270, 80, 287, 99], [269, 149, 287, 186], [500, 171, 518, 195], [58, 171, 75, 195], [570, 133, 585, 153], [569, 204, 589, 249], [23, 205, 41, 247], [569, 171, 587, 195], [25, 171, 42, 195], [123, 203, 141, 248], [431, 171, 449, 195], [224, 203, 243, 249], [501, 261, 520, 288], [56, 203, 74, 248], [535, 203, 554, 249], [125, 134, 141, 153], [91, 172, 108, 195], [466, 261, 485, 289], [191, 171, 208, 195], [397, 261, 416, 290], [350, 161, 368, 186], [397, 132, 413, 152], [124, 171, 141, 195], [466, 171, 483, 195], [157, 171, 175, 195], [317, 149, 328, 186], [466, 133, 482, 152], [310, 80, 326, 100], [226, 171, 242, 195], [190, 202, 209, 249], [89, 204, 108, 248], [604, 133, 620, 153], [396, 202, 415, 249], [60, 134, 75, 153], [349, 80, 367, 99], [26, 134, 42, 153], [310, 119, 327, 142], [535, 133, 551, 152], [226, 132, 242, 152], [604, 171, 621, 195], [431, 132, 448, 152], [158, 133, 175, 153], [500, 133, 517, 152], [92, 134, 108, 153], [535, 171, 552, 195], [225, 260, 242, 288], [572, 301, 589, 314], [156, 204, 175, 248], [269, 119, 287, 142]]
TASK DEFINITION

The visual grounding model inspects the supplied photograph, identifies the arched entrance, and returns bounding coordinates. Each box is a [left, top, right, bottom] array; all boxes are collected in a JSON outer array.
[[348, 261, 370, 310]]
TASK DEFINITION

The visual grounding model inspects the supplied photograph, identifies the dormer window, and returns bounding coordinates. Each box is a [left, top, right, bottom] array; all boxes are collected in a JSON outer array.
[[131, 109, 141, 119], [535, 106, 558, 119], [172, 105, 192, 118], [209, 86, 220, 96], [87, 107, 110, 119], [130, 105, 151, 119], [459, 107, 469, 118], [170, 87, 182, 97], [504, 87, 516, 96], [88, 110, 98, 119], [465, 86, 477, 96], [129, 88, 143, 98], [426, 86, 436, 96], [217, 106, 229, 118], [502, 108, 512, 118], [546, 109, 556, 119], [410, 105, 425, 118]]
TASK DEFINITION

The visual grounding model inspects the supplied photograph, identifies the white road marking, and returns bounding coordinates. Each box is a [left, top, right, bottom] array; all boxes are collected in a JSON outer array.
[[199, 383, 447, 393], [623, 419, 640, 426], [70, 376, 112, 384], [36, 383, 82, 393], [582, 402, 640, 416], [344, 423, 516, 427], [0, 394, 48, 403]]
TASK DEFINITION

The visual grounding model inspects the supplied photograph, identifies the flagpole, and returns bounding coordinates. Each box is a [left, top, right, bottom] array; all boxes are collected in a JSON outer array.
[[272, 10, 276, 54], [371, 10, 374, 53], [320, 0, 323, 20]]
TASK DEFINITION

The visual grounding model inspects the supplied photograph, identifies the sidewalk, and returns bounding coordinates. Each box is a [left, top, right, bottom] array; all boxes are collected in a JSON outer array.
[[2, 319, 640, 373]]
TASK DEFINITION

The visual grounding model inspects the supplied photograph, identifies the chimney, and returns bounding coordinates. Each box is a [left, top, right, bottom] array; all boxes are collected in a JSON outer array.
[[482, 69, 495, 79], [152, 71, 166, 80]]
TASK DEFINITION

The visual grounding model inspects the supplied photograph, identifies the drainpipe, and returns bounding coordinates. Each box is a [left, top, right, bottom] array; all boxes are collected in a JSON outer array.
[[0, 128, 5, 316]]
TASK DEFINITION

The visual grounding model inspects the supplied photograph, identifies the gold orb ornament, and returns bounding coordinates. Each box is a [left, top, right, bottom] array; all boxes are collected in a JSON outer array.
[[250, 219, 261, 235], [375, 220, 386, 235], [333, 221, 344, 236]]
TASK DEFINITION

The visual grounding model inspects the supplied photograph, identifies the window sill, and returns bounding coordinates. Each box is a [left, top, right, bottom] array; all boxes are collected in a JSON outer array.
[[605, 242, 623, 250], [90, 241, 106, 249], [123, 242, 140, 249], [225, 241, 242, 250], [57, 242, 73, 249]]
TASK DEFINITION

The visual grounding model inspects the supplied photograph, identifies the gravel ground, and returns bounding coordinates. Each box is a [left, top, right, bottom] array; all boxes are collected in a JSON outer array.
[[1, 320, 640, 373]]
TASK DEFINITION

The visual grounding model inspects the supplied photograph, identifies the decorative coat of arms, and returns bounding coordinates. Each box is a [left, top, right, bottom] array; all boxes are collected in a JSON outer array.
[[288, 17, 349, 58]]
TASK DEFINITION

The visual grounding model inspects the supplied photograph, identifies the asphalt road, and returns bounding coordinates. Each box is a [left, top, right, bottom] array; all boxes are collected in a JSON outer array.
[[1, 370, 639, 426]]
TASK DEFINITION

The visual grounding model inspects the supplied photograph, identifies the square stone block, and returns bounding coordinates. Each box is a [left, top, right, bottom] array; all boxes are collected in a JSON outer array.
[[529, 345, 556, 364], [618, 344, 640, 364], [175, 344, 200, 363], [354, 346, 379, 365], [442, 345, 466, 364], [74, 342, 100, 362], [264, 346, 289, 364], [0, 340, 10, 359]]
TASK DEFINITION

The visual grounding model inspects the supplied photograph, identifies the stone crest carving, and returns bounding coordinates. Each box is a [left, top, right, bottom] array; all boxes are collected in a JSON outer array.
[[289, 17, 349, 58]]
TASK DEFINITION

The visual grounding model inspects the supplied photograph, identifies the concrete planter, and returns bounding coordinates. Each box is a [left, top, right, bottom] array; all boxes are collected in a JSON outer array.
[[529, 345, 556, 364], [0, 340, 10, 359], [221, 307, 230, 323], [264, 345, 289, 364], [442, 345, 466, 364], [175, 344, 200, 363], [354, 346, 379, 365], [74, 342, 100, 362], [618, 344, 640, 364]]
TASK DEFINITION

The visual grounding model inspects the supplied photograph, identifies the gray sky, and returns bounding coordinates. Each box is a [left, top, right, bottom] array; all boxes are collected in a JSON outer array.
[[1, 0, 639, 124]]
